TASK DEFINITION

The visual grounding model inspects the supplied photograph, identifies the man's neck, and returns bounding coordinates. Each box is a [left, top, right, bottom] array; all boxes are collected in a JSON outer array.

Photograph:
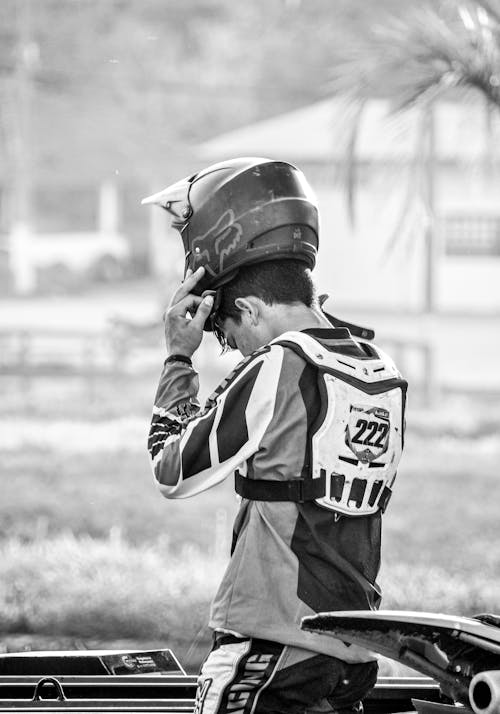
[[267, 303, 332, 341]]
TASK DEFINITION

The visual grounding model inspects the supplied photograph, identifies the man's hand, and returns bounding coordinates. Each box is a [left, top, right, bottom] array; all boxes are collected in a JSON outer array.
[[163, 267, 214, 357]]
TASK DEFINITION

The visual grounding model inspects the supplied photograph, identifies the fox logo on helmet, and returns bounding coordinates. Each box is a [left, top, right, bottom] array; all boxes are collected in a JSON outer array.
[[191, 209, 243, 276]]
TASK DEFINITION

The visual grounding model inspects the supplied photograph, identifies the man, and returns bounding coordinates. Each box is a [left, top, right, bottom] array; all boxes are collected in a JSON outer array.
[[143, 158, 406, 714]]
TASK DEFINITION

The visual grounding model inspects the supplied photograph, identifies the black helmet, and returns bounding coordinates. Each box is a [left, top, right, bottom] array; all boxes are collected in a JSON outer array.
[[142, 157, 319, 294]]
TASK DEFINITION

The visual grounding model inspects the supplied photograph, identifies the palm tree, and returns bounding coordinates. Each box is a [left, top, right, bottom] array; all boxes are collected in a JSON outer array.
[[334, 0, 500, 109], [331, 0, 500, 311]]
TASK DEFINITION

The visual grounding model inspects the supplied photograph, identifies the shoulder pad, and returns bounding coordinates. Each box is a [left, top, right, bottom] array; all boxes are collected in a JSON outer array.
[[272, 331, 401, 384]]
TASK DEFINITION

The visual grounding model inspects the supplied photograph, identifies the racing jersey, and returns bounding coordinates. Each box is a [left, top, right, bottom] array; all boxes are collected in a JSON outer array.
[[148, 327, 405, 662]]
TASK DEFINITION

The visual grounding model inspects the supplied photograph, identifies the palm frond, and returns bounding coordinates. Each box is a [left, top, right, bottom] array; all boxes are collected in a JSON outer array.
[[331, 0, 500, 111], [329, 0, 500, 240], [475, 0, 500, 25], [343, 100, 365, 226], [382, 109, 430, 258]]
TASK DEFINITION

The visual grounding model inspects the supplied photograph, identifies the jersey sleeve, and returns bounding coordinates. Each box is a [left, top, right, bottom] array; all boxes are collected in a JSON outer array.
[[147, 346, 285, 499]]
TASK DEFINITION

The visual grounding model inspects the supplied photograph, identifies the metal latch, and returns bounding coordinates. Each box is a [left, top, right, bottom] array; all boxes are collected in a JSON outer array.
[[32, 677, 66, 701]]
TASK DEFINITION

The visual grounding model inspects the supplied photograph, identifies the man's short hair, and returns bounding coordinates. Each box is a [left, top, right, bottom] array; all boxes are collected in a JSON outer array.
[[217, 259, 316, 325]]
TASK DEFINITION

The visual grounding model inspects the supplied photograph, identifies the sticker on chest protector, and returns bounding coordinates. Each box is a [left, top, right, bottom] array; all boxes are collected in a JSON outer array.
[[345, 405, 390, 463]]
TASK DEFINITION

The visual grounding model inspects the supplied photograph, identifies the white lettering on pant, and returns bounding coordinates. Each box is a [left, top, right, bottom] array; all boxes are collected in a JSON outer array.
[[198, 645, 275, 714], [225, 654, 273, 714]]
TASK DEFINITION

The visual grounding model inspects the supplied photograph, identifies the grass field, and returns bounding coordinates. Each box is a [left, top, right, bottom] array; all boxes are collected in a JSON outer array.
[[1, 371, 499, 671]]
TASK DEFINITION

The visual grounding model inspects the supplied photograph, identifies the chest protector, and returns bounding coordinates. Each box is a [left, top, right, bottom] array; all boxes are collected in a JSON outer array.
[[236, 331, 407, 516]]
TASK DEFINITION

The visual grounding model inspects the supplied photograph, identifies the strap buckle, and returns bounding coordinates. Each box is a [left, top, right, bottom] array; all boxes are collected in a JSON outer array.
[[289, 478, 305, 503], [378, 485, 392, 513]]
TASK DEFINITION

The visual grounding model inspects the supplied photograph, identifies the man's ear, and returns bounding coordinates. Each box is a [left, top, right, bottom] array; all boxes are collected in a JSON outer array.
[[234, 296, 260, 326]]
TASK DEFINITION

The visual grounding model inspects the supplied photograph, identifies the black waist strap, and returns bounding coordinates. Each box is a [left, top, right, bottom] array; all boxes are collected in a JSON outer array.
[[235, 471, 392, 511], [235, 470, 326, 503]]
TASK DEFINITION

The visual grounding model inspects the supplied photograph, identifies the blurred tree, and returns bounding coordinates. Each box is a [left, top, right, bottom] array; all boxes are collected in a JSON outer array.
[[329, 0, 500, 311], [331, 0, 500, 108], [1, 0, 466, 265], [248, 0, 412, 117], [0, 0, 424, 192]]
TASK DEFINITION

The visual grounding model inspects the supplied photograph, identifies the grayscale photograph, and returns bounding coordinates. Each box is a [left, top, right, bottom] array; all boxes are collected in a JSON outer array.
[[0, 2, 499, 714]]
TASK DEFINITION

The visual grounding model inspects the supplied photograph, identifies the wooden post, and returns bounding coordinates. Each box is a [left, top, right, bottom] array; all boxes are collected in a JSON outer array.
[[9, 0, 37, 294], [422, 105, 439, 402], [423, 104, 439, 314], [98, 181, 119, 234], [422, 341, 437, 406]]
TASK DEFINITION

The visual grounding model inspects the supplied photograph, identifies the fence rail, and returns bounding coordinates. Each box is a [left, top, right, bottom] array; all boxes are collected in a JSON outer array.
[[0, 327, 437, 404], [0, 325, 154, 376], [380, 337, 436, 404]]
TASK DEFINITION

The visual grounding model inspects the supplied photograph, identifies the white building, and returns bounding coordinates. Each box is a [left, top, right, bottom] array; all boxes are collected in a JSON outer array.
[[199, 96, 500, 314], [198, 97, 500, 393]]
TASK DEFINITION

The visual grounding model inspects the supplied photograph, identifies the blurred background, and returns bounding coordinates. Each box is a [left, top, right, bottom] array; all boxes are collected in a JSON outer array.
[[0, 0, 499, 673]]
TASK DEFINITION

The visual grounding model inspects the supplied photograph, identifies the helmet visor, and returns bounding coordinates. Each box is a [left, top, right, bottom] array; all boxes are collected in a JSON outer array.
[[141, 176, 193, 227]]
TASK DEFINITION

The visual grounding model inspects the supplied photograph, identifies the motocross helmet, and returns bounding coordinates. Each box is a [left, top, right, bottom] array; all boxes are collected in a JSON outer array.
[[141, 157, 319, 295]]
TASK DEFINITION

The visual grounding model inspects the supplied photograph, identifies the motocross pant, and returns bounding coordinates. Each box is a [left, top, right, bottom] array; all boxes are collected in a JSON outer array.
[[194, 633, 378, 714]]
